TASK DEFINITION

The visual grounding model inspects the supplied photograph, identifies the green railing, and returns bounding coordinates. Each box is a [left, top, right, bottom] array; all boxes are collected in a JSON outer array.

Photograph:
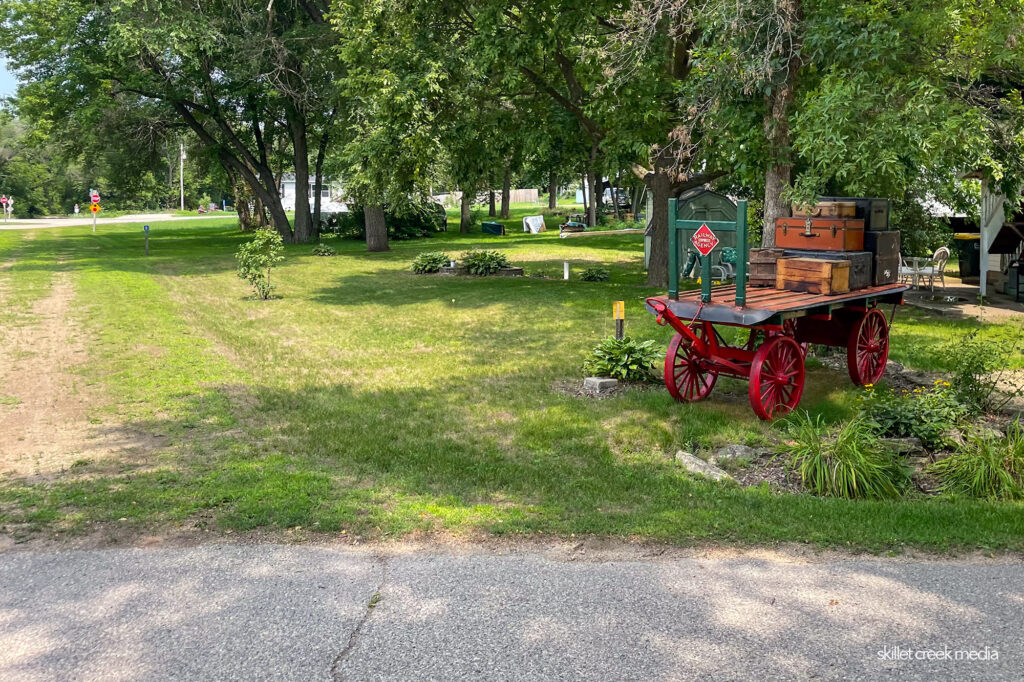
[[668, 198, 748, 306]]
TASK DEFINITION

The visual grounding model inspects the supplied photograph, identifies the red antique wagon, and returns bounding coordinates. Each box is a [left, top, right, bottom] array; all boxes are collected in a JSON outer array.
[[644, 199, 908, 420]]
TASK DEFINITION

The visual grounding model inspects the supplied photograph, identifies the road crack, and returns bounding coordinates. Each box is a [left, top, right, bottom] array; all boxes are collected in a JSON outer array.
[[331, 555, 389, 680]]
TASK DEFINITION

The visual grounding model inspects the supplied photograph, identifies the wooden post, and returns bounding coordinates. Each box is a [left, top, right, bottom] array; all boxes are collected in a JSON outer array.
[[735, 200, 748, 307], [613, 301, 625, 339], [668, 198, 679, 300]]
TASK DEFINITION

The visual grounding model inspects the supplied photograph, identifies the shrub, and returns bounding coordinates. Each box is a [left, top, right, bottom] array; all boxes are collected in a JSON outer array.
[[928, 419, 1024, 500], [784, 414, 910, 499], [861, 382, 965, 450], [327, 202, 447, 241], [460, 249, 511, 276], [940, 331, 1023, 414], [583, 336, 660, 381], [579, 267, 610, 282], [312, 243, 335, 256], [412, 251, 451, 274], [236, 228, 284, 300]]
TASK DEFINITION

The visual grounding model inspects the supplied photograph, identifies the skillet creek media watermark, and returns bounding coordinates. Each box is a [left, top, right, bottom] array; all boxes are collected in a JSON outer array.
[[877, 645, 999, 662]]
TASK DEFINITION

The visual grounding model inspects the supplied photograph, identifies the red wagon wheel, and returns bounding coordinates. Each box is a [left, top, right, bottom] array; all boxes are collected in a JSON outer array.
[[748, 335, 805, 420], [665, 326, 718, 402], [847, 308, 889, 386]]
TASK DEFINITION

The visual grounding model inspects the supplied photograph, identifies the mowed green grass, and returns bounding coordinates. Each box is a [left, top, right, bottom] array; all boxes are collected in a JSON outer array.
[[1, 209, 1022, 552]]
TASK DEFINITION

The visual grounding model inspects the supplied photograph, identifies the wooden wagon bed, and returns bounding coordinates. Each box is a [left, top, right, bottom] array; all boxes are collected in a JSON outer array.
[[645, 283, 909, 327]]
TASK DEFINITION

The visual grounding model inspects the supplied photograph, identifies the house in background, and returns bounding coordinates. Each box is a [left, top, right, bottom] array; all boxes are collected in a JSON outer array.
[[280, 173, 348, 213]]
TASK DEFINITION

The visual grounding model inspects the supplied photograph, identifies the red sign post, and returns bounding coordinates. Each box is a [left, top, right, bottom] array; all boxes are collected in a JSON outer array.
[[690, 223, 720, 256]]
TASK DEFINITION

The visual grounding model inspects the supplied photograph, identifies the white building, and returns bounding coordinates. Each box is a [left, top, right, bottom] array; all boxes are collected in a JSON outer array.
[[280, 173, 348, 213]]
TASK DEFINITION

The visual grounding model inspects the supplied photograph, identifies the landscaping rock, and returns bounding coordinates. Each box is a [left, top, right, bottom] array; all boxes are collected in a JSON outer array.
[[969, 425, 1005, 441], [583, 377, 618, 394], [674, 451, 733, 482], [711, 444, 758, 463], [439, 264, 468, 276], [942, 427, 966, 449], [497, 267, 524, 277], [881, 437, 926, 456]]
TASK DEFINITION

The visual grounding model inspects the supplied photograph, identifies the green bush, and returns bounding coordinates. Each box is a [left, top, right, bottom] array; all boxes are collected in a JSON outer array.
[[460, 249, 511, 276], [411, 251, 451, 274], [312, 243, 336, 256], [861, 382, 965, 450], [940, 331, 1023, 414], [579, 267, 610, 282], [928, 419, 1024, 500], [236, 228, 284, 300], [583, 336, 660, 381], [325, 201, 447, 241], [784, 414, 910, 499]]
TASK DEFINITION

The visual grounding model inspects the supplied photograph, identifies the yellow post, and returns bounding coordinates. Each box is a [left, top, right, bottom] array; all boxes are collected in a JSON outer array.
[[613, 301, 625, 339]]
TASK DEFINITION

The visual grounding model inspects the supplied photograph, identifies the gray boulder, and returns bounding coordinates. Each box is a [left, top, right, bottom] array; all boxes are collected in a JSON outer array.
[[674, 451, 733, 482]]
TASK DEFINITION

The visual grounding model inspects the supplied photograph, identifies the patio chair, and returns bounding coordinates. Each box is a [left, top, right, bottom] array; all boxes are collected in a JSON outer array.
[[898, 254, 920, 285], [918, 246, 951, 291]]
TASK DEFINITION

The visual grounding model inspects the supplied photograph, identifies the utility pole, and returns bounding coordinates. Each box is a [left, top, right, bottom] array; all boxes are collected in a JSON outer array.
[[179, 142, 186, 211]]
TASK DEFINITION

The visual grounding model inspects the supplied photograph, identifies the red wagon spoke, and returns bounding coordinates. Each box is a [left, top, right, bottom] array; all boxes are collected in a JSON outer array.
[[748, 336, 805, 421], [847, 308, 890, 386], [664, 326, 718, 403]]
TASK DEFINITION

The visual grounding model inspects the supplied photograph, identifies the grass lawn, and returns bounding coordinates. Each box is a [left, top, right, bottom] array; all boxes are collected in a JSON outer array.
[[1, 207, 1022, 552]]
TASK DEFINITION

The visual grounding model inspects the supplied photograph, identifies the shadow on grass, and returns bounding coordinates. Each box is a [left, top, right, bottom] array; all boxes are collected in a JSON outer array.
[[3, 374, 1022, 552]]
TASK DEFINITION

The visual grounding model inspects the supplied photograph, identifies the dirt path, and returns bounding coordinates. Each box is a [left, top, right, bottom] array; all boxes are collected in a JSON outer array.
[[0, 268, 158, 478]]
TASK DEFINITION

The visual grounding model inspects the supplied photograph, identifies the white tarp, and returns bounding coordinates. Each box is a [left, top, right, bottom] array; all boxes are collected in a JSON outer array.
[[523, 215, 546, 234]]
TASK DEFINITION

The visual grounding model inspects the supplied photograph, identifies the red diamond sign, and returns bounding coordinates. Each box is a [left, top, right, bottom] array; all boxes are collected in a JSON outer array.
[[691, 223, 719, 256]]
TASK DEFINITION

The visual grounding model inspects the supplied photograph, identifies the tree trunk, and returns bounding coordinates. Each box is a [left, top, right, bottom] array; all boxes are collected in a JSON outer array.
[[580, 172, 588, 218], [488, 190, 496, 217], [645, 158, 673, 287], [500, 164, 511, 219], [460, 191, 473, 233], [313, 132, 330, 235], [287, 106, 315, 243], [548, 171, 558, 209], [364, 204, 389, 252], [611, 172, 622, 222], [760, 0, 803, 248], [585, 142, 600, 227]]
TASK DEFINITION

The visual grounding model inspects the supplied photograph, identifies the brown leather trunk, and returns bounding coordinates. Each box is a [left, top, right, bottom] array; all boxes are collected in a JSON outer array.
[[775, 218, 865, 251], [792, 201, 857, 219]]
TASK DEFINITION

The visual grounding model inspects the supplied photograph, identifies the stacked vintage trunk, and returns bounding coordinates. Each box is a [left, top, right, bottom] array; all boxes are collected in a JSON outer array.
[[753, 198, 899, 295]]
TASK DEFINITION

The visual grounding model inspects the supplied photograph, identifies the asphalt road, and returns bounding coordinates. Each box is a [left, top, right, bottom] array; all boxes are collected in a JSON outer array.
[[0, 213, 229, 230], [0, 544, 1020, 680]]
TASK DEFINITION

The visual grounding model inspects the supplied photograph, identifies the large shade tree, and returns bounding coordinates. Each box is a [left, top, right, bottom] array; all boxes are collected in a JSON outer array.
[[2, 0, 339, 242]]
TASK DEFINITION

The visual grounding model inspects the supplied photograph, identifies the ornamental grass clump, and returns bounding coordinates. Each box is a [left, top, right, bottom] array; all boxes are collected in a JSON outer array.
[[411, 251, 451, 274], [583, 336, 660, 381], [928, 419, 1024, 500], [784, 414, 910, 499], [236, 228, 284, 300]]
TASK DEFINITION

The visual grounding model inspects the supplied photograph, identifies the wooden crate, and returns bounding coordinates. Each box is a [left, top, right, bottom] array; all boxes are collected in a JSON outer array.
[[776, 257, 851, 295], [748, 248, 786, 288], [783, 250, 872, 290]]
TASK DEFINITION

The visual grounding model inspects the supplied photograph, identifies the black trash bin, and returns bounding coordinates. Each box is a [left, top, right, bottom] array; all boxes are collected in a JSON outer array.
[[953, 234, 980, 278]]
